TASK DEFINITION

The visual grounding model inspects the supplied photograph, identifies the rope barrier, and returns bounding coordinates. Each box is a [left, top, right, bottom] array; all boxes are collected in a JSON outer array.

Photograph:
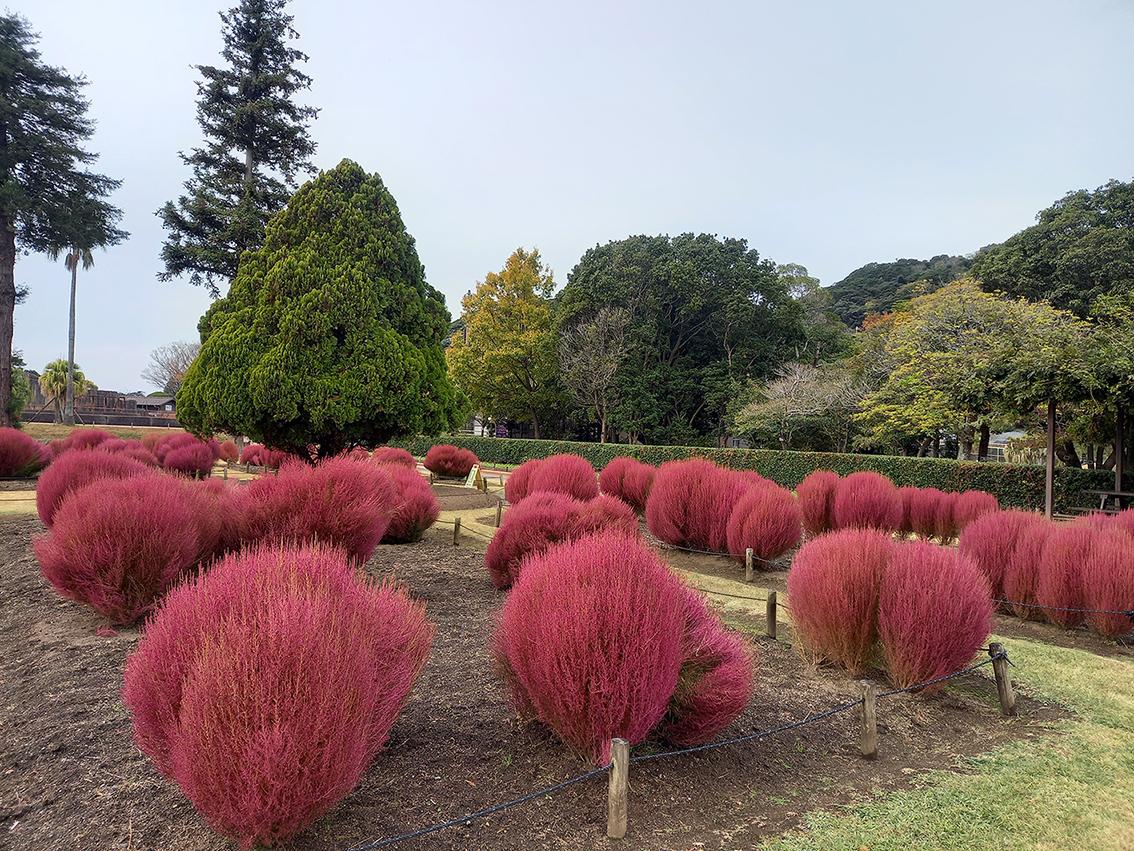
[[695, 587, 768, 603], [653, 540, 783, 569], [876, 655, 1001, 698], [993, 598, 1134, 618], [345, 764, 609, 851]]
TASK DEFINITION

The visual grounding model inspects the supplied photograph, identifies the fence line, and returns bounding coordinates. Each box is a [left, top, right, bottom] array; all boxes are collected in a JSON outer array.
[[993, 598, 1134, 618], [346, 651, 1009, 849]]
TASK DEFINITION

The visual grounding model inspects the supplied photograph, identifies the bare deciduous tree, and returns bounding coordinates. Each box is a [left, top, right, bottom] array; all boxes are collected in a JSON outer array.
[[735, 362, 865, 451], [142, 341, 200, 394], [559, 307, 629, 443]]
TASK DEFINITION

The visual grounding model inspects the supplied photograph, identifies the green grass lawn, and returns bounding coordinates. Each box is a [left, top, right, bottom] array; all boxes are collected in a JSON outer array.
[[763, 635, 1134, 850], [22, 422, 187, 442]]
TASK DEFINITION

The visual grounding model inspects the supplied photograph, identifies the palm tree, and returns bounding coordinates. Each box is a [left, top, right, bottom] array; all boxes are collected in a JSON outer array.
[[40, 358, 92, 423]]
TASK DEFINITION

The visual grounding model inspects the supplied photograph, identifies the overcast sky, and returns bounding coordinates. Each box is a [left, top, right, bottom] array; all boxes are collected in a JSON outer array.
[[12, 0, 1134, 392]]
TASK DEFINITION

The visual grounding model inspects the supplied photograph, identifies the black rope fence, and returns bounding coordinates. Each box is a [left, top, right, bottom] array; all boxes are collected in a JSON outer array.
[[347, 651, 1009, 849], [993, 598, 1134, 618]]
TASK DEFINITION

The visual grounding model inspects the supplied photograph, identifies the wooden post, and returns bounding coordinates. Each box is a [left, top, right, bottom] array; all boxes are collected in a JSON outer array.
[[495, 497, 503, 528], [222, 464, 228, 480], [766, 590, 777, 639], [858, 680, 878, 758], [453, 516, 461, 546], [429, 471, 435, 485], [744, 548, 754, 583], [607, 738, 629, 839], [1045, 399, 1056, 519], [989, 642, 1016, 717]]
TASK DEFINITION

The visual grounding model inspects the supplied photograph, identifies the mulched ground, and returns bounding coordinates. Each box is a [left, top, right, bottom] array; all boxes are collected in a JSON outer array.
[[2, 490, 1065, 851]]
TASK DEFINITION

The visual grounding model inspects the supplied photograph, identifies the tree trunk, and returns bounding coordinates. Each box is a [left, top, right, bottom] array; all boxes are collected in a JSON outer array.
[[1055, 439, 1081, 469], [0, 219, 15, 428], [932, 430, 942, 458], [530, 412, 541, 440], [1044, 400, 1056, 519], [599, 412, 607, 444], [1117, 408, 1126, 492], [63, 248, 78, 425], [977, 424, 990, 462], [957, 426, 974, 461]]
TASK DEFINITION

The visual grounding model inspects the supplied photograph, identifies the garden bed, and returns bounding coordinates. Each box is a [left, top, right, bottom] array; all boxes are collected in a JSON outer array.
[[2, 506, 1063, 850]]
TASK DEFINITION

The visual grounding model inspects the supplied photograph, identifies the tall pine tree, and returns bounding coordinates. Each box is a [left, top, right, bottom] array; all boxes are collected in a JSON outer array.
[[158, 0, 317, 297], [0, 14, 125, 426]]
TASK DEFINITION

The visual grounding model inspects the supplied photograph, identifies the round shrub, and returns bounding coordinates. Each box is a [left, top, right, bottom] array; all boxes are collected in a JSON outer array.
[[1035, 525, 1093, 629], [141, 431, 167, 452], [1082, 530, 1134, 638], [903, 487, 945, 539], [700, 469, 753, 553], [526, 453, 599, 502], [423, 444, 478, 478], [217, 440, 239, 463], [239, 457, 397, 563], [599, 456, 655, 512], [163, 441, 217, 478], [725, 484, 802, 564], [122, 543, 433, 848], [379, 464, 440, 543], [239, 442, 291, 469], [182, 478, 244, 563], [35, 449, 153, 527], [934, 490, 960, 542], [1000, 515, 1055, 619], [492, 531, 689, 765], [645, 458, 744, 551], [877, 541, 993, 690], [1111, 508, 1134, 538], [953, 490, 999, 531], [658, 590, 753, 746], [957, 509, 1046, 599], [832, 471, 901, 532], [485, 492, 638, 590], [896, 485, 918, 535], [58, 427, 114, 453], [372, 446, 417, 468], [0, 427, 51, 476], [504, 458, 542, 504], [33, 475, 199, 624], [786, 529, 896, 674], [796, 470, 839, 536]]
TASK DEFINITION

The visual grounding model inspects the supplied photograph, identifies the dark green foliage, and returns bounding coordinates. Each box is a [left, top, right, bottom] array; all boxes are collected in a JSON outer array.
[[557, 234, 804, 445], [157, 0, 317, 297], [0, 14, 123, 425], [391, 435, 1119, 513], [828, 255, 972, 327], [177, 159, 464, 455], [972, 179, 1134, 318]]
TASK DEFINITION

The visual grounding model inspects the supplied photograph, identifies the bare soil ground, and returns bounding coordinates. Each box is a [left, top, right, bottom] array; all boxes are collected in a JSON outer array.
[[2, 488, 1065, 851]]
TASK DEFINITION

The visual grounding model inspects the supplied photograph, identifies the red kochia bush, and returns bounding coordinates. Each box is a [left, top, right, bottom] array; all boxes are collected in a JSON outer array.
[[958, 510, 1047, 600], [877, 542, 993, 689], [796, 470, 839, 536], [658, 590, 754, 746], [423, 444, 478, 477], [35, 449, 153, 526], [239, 457, 396, 562], [1082, 530, 1134, 638], [645, 459, 741, 551], [599, 456, 655, 512], [484, 492, 637, 589], [934, 491, 960, 542], [1035, 525, 1093, 629], [725, 484, 802, 564], [163, 441, 217, 478], [832, 471, 901, 532], [526, 453, 599, 502], [953, 490, 999, 531], [240, 443, 291, 469], [786, 529, 896, 674], [1000, 515, 1054, 619], [182, 478, 244, 562], [378, 465, 440, 543], [0, 427, 51, 476], [122, 543, 433, 849], [493, 532, 688, 765], [59, 427, 114, 453], [217, 440, 239, 463], [903, 487, 945, 539], [34, 475, 198, 623], [372, 446, 417, 468], [504, 458, 542, 503]]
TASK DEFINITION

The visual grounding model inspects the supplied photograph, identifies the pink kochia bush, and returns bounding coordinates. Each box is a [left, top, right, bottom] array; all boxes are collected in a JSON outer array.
[[504, 458, 542, 503], [645, 459, 731, 550], [34, 475, 199, 623], [239, 457, 397, 563], [217, 440, 239, 463], [492, 531, 752, 764], [953, 490, 999, 531], [831, 471, 902, 532], [725, 484, 802, 564], [787, 529, 896, 674], [0, 427, 51, 476], [1082, 530, 1134, 638], [378, 464, 440, 543], [484, 492, 637, 589], [796, 470, 839, 536], [423, 444, 478, 478], [372, 446, 417, 468], [1035, 525, 1094, 629], [902, 487, 946, 539], [525, 453, 599, 502], [598, 456, 655, 512], [877, 542, 993, 689], [35, 449, 153, 527], [122, 543, 433, 849], [958, 509, 1049, 600], [239, 443, 290, 469]]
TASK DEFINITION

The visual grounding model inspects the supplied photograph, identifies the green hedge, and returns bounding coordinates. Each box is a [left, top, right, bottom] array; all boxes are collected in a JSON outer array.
[[391, 435, 1123, 512]]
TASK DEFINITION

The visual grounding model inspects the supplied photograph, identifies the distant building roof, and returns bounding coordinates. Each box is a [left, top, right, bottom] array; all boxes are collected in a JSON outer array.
[[125, 394, 175, 407]]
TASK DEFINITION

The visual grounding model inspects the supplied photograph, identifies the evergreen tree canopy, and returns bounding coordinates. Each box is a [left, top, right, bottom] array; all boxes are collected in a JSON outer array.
[[971, 179, 1134, 318], [0, 13, 123, 425], [177, 159, 464, 454], [828, 255, 972, 327], [158, 0, 317, 297], [557, 233, 803, 444]]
